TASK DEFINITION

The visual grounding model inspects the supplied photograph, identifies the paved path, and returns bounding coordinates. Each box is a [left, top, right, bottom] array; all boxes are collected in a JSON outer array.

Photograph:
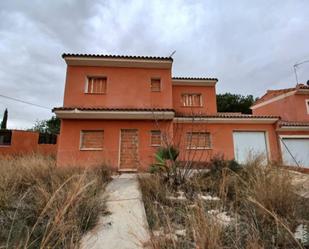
[[81, 174, 150, 249]]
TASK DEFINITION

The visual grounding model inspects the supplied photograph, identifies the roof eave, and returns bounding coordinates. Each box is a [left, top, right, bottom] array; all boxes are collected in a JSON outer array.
[[62, 54, 173, 69], [173, 117, 278, 124], [53, 109, 175, 120], [251, 90, 297, 109]]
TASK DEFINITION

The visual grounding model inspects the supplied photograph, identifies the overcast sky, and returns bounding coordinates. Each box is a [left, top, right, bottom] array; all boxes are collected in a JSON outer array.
[[0, 0, 308, 129]]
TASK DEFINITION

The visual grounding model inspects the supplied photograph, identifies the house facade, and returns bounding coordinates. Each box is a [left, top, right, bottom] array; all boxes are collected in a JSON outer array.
[[251, 83, 309, 167], [53, 54, 308, 170]]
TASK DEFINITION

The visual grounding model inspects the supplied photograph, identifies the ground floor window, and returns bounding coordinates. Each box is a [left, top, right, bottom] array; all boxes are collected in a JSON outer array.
[[186, 132, 211, 149], [0, 130, 12, 146], [80, 130, 104, 150], [150, 130, 162, 146]]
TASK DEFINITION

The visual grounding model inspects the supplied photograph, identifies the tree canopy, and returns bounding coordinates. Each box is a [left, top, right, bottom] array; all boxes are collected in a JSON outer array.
[[1, 108, 8, 129], [216, 93, 257, 114], [32, 116, 60, 134]]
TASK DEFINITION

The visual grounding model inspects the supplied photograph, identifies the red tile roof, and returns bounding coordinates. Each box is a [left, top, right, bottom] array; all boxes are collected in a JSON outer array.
[[53, 107, 280, 119], [172, 77, 218, 81], [62, 53, 173, 61], [253, 84, 309, 106], [53, 107, 175, 112], [175, 113, 279, 119], [279, 120, 309, 127]]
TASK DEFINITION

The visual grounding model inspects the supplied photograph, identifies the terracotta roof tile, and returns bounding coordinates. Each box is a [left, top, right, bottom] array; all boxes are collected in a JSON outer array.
[[253, 84, 309, 106], [62, 53, 173, 61], [175, 113, 279, 119], [172, 77, 218, 81], [279, 120, 309, 127], [53, 107, 175, 112]]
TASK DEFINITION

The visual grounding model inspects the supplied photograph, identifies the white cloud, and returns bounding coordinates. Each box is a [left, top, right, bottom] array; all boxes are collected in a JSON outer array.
[[0, 0, 308, 128]]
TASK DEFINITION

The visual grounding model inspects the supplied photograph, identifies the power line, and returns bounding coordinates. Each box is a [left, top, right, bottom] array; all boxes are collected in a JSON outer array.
[[0, 94, 51, 110]]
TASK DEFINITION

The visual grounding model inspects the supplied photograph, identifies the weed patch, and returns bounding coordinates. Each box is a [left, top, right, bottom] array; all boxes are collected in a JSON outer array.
[[0, 154, 111, 249]]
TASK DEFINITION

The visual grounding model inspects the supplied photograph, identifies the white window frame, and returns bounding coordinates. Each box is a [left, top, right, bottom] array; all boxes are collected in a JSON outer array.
[[79, 130, 104, 151]]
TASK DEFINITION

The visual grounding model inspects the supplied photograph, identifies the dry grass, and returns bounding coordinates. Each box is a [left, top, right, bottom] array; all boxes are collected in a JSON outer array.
[[0, 154, 111, 249], [139, 158, 309, 249]]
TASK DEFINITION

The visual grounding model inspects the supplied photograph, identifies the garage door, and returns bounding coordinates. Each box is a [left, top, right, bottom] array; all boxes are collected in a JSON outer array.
[[280, 137, 309, 168], [233, 131, 269, 164]]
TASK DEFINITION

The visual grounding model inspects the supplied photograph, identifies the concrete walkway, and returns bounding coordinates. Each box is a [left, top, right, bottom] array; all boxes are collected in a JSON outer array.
[[81, 174, 150, 249]]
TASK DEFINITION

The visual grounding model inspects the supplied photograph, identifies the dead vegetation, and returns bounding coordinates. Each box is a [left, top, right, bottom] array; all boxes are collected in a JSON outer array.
[[140, 156, 309, 249], [0, 154, 111, 249]]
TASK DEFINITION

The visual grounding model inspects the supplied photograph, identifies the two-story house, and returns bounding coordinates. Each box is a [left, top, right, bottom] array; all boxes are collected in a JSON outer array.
[[251, 83, 309, 167], [53, 53, 301, 170]]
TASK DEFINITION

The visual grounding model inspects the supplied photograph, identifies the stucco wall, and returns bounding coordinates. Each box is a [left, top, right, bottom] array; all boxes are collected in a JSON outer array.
[[57, 119, 173, 169], [0, 130, 57, 156], [253, 94, 309, 121], [172, 85, 217, 115], [57, 119, 281, 169], [63, 66, 173, 109], [174, 122, 281, 163]]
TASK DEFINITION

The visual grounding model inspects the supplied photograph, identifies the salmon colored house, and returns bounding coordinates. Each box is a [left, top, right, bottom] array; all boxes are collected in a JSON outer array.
[[251, 83, 309, 167], [53, 54, 308, 170]]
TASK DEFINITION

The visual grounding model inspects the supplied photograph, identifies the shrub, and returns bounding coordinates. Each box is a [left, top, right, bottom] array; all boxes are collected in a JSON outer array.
[[0, 154, 111, 249], [141, 157, 309, 249]]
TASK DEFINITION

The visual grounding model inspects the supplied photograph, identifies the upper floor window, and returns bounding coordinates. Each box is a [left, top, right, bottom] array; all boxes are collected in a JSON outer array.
[[86, 76, 107, 94], [80, 130, 104, 150], [306, 99, 309, 114], [150, 130, 162, 146], [182, 93, 202, 107], [186, 132, 211, 149], [0, 130, 12, 146], [151, 78, 161, 92]]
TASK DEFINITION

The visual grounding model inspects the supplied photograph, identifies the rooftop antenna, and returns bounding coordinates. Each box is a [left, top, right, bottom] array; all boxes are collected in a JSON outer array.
[[293, 59, 309, 84], [169, 50, 176, 58]]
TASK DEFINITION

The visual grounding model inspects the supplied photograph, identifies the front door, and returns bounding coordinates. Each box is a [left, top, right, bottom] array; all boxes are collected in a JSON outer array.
[[119, 129, 139, 170]]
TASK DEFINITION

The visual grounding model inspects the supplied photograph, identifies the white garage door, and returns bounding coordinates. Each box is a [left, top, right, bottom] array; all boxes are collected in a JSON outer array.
[[280, 137, 309, 168], [233, 131, 269, 164]]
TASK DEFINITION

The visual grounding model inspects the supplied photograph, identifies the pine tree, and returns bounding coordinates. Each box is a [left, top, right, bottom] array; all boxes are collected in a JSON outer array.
[[1, 108, 8, 130]]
